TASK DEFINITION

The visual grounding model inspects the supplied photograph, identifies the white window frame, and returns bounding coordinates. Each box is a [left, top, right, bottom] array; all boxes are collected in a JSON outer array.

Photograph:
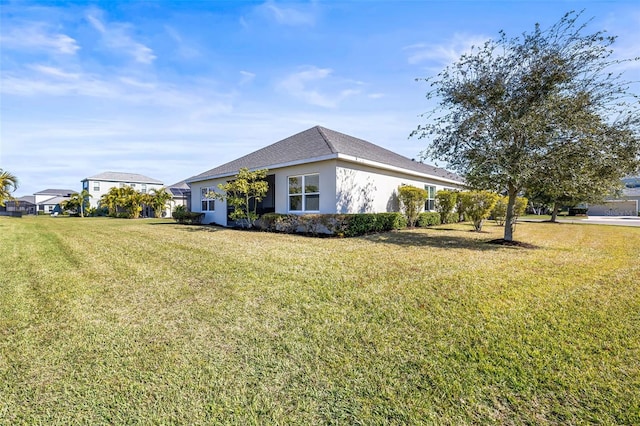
[[201, 187, 216, 211], [425, 185, 436, 211], [141, 184, 147, 194], [288, 173, 320, 212], [93, 181, 100, 191]]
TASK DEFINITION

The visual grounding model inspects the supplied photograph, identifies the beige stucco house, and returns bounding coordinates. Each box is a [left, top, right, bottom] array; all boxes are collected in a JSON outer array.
[[186, 126, 464, 226]]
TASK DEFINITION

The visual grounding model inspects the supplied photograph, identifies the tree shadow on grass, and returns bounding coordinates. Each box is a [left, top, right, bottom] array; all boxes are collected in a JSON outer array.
[[148, 222, 223, 233], [362, 228, 539, 250]]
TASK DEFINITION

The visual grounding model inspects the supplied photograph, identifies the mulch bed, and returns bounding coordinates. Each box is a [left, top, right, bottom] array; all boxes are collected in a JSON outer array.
[[486, 238, 538, 249]]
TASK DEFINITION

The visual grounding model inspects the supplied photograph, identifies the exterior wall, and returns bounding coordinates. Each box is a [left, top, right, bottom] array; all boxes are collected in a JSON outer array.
[[189, 159, 463, 226], [83, 179, 164, 208], [587, 200, 639, 216], [335, 160, 463, 214]]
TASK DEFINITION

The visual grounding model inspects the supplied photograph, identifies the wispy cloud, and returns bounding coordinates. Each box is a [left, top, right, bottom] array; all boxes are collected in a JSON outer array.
[[0, 22, 79, 55], [86, 8, 156, 64], [404, 33, 489, 66], [277, 66, 360, 108], [257, 0, 318, 26], [239, 71, 256, 86]]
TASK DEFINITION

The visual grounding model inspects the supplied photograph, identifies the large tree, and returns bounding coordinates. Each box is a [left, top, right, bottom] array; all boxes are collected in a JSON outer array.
[[412, 11, 640, 241], [0, 169, 19, 207]]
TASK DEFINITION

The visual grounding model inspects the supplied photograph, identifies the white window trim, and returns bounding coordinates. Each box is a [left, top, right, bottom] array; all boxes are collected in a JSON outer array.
[[201, 187, 216, 211], [288, 173, 320, 213], [425, 185, 436, 211]]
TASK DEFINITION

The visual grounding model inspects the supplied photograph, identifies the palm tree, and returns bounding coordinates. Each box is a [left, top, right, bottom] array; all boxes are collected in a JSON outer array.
[[63, 190, 92, 217], [148, 188, 173, 218], [0, 169, 19, 207], [100, 187, 121, 216]]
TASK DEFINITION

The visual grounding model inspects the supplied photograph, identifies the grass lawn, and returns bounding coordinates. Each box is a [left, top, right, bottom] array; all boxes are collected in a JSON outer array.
[[1, 216, 638, 424]]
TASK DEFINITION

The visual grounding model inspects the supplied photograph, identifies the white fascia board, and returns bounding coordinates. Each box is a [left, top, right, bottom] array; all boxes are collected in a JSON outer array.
[[186, 154, 339, 184], [336, 153, 463, 186]]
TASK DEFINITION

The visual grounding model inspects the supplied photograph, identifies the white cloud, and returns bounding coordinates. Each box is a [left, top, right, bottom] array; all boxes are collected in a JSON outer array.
[[239, 71, 256, 86], [258, 0, 317, 26], [30, 65, 80, 80], [404, 33, 489, 66], [86, 8, 156, 64], [0, 23, 79, 55], [277, 66, 360, 108]]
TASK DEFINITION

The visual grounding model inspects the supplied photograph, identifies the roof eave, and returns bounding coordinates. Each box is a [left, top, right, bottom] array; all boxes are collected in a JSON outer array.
[[186, 153, 340, 183]]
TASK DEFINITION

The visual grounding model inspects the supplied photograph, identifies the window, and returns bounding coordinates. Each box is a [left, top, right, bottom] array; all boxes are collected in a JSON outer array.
[[201, 187, 215, 211], [82, 180, 89, 190], [131, 183, 136, 188], [289, 174, 319, 212], [425, 185, 436, 211], [119, 183, 125, 188], [93, 181, 100, 191], [142, 184, 147, 194]]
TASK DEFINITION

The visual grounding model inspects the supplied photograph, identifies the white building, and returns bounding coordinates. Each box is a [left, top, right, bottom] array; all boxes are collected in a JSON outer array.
[[81, 172, 164, 209], [187, 126, 464, 227]]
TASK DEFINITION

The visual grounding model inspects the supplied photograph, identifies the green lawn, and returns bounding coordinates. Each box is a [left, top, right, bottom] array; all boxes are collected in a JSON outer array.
[[1, 216, 638, 424]]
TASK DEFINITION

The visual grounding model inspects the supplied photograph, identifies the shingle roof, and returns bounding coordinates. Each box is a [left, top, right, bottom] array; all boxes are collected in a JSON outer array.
[[83, 171, 163, 184], [188, 126, 461, 183], [34, 189, 76, 196], [38, 195, 71, 205]]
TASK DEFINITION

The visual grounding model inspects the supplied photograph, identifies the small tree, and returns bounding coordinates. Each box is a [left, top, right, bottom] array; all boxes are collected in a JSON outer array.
[[459, 191, 499, 232], [398, 184, 428, 227], [216, 168, 269, 228], [492, 195, 528, 225], [435, 190, 458, 224]]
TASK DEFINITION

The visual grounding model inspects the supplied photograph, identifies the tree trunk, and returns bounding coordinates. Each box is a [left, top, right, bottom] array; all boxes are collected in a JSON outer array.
[[503, 185, 518, 242], [551, 202, 559, 223]]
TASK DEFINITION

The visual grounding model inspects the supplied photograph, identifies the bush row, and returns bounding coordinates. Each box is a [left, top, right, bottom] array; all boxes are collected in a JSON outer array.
[[256, 212, 412, 237], [172, 206, 205, 224], [255, 212, 440, 237]]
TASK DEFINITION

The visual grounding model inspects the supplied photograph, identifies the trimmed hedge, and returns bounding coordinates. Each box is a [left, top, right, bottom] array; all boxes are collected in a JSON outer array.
[[172, 210, 205, 224], [416, 212, 441, 227], [256, 212, 407, 237]]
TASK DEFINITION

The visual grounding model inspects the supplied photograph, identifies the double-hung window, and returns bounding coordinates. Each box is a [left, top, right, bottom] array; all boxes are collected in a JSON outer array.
[[201, 187, 215, 211], [425, 185, 436, 211], [141, 184, 147, 194], [289, 174, 319, 212], [93, 181, 100, 191]]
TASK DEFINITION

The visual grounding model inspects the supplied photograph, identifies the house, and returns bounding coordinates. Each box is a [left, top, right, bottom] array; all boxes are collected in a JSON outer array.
[[165, 180, 191, 217], [81, 172, 164, 209], [587, 177, 640, 216], [186, 126, 464, 226], [34, 189, 76, 214], [2, 195, 37, 215]]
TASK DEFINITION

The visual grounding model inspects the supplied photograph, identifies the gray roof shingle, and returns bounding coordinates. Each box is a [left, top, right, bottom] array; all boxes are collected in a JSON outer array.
[[188, 126, 461, 183], [34, 189, 77, 196], [83, 171, 163, 184]]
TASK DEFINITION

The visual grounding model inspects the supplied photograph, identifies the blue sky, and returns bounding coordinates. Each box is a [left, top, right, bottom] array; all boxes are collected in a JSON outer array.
[[2, 0, 639, 196]]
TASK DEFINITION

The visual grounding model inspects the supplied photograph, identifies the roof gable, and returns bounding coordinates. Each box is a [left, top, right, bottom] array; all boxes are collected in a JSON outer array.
[[189, 126, 461, 183]]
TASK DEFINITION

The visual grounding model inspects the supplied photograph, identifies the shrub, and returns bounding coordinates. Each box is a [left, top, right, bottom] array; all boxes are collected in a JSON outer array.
[[172, 205, 205, 224], [255, 213, 406, 237], [435, 190, 458, 224], [417, 212, 441, 227], [398, 185, 428, 227], [459, 191, 499, 232]]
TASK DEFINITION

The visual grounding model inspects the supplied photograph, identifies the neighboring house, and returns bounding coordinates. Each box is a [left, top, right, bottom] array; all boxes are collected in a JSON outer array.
[[165, 180, 191, 218], [587, 178, 640, 216], [34, 189, 76, 214], [81, 172, 164, 209], [186, 126, 464, 226], [2, 195, 37, 215]]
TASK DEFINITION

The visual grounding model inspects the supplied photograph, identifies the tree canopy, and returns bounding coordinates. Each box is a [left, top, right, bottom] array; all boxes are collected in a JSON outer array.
[[412, 10, 640, 241]]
